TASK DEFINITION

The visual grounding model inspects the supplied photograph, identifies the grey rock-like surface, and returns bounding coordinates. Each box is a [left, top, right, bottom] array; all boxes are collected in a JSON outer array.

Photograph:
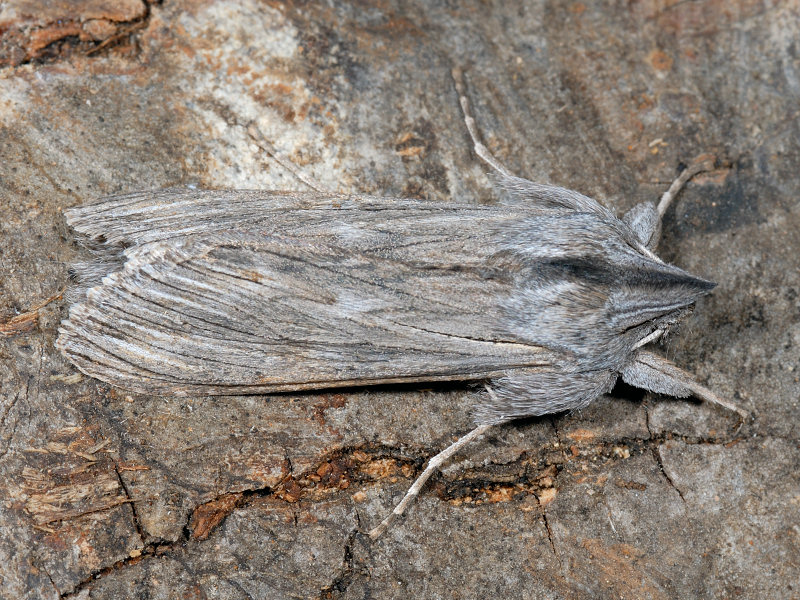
[[1, 1, 798, 598]]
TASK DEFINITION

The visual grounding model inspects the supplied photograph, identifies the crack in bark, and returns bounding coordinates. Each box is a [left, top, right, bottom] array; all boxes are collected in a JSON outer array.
[[319, 528, 359, 599], [539, 500, 559, 564], [645, 397, 686, 506], [41, 564, 59, 597], [112, 458, 145, 543], [61, 550, 156, 598], [652, 445, 687, 506], [538, 424, 566, 573], [283, 447, 294, 478]]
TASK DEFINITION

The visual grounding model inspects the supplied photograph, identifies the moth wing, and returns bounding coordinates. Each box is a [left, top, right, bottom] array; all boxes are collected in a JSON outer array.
[[64, 190, 353, 247], [59, 198, 552, 395]]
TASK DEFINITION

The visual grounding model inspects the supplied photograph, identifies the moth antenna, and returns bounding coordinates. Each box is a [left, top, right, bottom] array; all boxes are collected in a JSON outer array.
[[451, 67, 516, 179], [368, 412, 495, 540], [657, 155, 717, 217], [246, 123, 332, 194]]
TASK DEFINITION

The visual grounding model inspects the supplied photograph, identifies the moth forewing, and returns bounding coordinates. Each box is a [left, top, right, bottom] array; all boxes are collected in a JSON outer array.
[[58, 199, 559, 396]]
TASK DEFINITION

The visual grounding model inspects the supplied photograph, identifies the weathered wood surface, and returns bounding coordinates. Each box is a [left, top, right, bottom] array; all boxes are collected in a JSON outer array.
[[1, 1, 798, 598]]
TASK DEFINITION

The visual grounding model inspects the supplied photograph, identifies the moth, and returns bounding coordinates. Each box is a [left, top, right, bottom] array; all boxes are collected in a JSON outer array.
[[57, 69, 745, 539]]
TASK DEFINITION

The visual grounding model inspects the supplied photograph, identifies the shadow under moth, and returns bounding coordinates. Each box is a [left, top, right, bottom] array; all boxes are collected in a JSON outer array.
[[57, 69, 746, 539]]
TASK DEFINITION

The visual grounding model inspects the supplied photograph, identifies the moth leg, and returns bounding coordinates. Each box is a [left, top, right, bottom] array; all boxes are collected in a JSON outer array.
[[624, 155, 716, 249], [621, 350, 749, 420], [246, 123, 332, 194], [368, 417, 494, 540], [452, 67, 516, 179], [633, 329, 664, 349]]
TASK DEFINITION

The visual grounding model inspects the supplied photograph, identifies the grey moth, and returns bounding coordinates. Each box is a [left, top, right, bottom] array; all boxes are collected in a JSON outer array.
[[57, 69, 745, 538]]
